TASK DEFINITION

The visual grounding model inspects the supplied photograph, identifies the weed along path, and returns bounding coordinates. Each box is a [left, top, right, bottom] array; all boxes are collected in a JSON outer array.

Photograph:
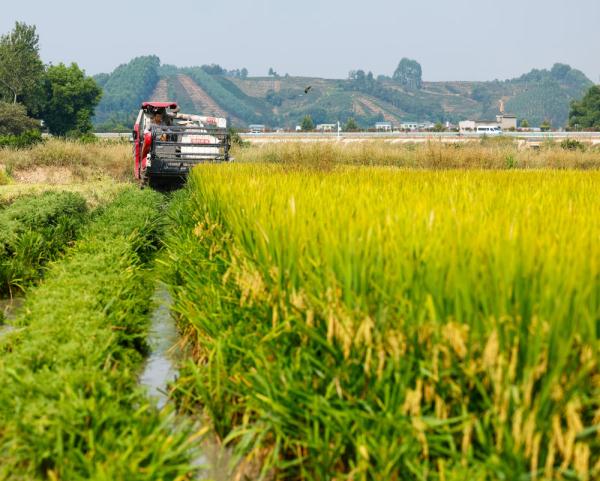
[[0, 188, 199, 480]]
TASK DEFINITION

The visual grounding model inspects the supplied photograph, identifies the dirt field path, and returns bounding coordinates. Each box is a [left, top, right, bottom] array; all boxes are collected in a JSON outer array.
[[149, 79, 169, 102]]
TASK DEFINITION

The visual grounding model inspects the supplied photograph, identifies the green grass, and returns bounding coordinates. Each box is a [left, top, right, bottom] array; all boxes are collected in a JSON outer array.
[[0, 188, 198, 480], [0, 191, 88, 295], [163, 165, 600, 480]]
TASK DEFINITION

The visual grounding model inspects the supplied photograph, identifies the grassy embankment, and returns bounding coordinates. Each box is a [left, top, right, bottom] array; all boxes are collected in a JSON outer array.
[[164, 165, 600, 480], [0, 191, 87, 296], [233, 138, 600, 169], [0, 189, 199, 480], [0, 138, 131, 182], [0, 138, 132, 211]]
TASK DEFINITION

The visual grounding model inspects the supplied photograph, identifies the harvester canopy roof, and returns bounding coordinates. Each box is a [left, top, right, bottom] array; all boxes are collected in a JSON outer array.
[[141, 102, 178, 110]]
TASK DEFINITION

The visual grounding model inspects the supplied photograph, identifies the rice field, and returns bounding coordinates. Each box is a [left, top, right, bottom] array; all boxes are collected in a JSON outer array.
[[163, 164, 600, 480], [1, 139, 600, 480]]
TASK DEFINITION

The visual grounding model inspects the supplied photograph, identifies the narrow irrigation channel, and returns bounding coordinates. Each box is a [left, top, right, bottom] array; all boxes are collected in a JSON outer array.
[[138, 281, 235, 481], [0, 297, 23, 338], [139, 284, 179, 410]]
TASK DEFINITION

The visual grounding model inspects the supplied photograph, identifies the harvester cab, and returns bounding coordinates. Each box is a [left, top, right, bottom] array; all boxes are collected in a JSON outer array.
[[132, 102, 230, 188]]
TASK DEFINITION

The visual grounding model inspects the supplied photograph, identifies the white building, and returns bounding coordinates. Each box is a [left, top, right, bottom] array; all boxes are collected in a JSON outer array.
[[401, 122, 435, 131], [316, 124, 336, 132], [248, 124, 266, 133], [375, 122, 392, 131], [459, 120, 500, 133], [459, 120, 477, 132], [460, 115, 518, 133], [400, 122, 420, 131], [496, 114, 517, 131]]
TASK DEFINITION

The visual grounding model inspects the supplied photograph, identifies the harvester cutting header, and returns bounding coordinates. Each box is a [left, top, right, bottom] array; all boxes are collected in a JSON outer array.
[[132, 102, 231, 188]]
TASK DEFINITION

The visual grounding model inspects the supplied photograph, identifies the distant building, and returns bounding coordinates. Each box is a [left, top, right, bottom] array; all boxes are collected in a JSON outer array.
[[375, 122, 392, 131], [459, 115, 518, 133], [459, 120, 500, 132], [400, 122, 420, 131], [316, 124, 336, 132], [248, 124, 266, 133], [496, 114, 517, 131], [401, 122, 434, 131], [459, 120, 477, 132]]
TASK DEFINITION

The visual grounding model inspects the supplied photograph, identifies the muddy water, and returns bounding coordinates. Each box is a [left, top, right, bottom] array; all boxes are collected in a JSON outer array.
[[139, 284, 236, 480], [139, 285, 180, 410], [0, 297, 24, 338]]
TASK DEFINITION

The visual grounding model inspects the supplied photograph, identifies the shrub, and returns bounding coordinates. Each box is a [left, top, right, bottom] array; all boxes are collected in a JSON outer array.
[[0, 190, 88, 294], [0, 101, 39, 135], [560, 138, 586, 151], [0, 129, 42, 148]]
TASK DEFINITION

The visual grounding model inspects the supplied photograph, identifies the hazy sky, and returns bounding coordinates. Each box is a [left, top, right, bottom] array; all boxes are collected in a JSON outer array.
[[2, 0, 599, 82]]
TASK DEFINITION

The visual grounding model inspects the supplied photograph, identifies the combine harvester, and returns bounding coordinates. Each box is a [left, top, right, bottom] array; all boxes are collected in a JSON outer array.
[[132, 102, 231, 188]]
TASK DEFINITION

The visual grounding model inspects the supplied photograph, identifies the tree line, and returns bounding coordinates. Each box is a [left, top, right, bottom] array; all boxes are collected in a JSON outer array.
[[0, 22, 101, 140]]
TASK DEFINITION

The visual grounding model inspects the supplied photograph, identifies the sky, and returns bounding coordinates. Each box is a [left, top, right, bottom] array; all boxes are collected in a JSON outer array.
[[1, 0, 599, 82]]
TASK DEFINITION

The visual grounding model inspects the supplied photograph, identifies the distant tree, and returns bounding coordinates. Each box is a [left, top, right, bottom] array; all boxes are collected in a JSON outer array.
[[93, 73, 110, 88], [0, 22, 44, 105], [40, 63, 102, 136], [344, 117, 358, 131], [201, 64, 225, 75], [393, 58, 422, 89], [93, 55, 160, 125], [568, 85, 600, 130], [550, 63, 572, 80], [432, 122, 446, 132], [540, 120, 552, 132], [470, 85, 492, 106], [520, 119, 529, 128], [241, 68, 248, 79], [266, 89, 283, 106], [301, 115, 314, 131], [0, 101, 39, 135]]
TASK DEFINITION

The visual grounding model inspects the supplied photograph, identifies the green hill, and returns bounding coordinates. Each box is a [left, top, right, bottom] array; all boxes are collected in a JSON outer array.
[[93, 58, 593, 130]]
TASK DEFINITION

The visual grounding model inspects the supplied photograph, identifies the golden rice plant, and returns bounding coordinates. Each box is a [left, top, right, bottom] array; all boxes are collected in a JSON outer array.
[[165, 164, 600, 480]]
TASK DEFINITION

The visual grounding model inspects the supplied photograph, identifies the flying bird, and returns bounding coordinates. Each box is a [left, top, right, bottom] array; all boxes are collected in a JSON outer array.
[[304, 86, 312, 94]]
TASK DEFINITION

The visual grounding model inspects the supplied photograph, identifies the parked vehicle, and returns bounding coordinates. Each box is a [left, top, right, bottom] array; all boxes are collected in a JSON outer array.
[[476, 125, 503, 136]]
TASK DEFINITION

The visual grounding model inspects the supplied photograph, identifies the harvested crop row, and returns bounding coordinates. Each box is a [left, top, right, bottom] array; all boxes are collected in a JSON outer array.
[[165, 165, 600, 480], [0, 189, 196, 480], [0, 191, 88, 295]]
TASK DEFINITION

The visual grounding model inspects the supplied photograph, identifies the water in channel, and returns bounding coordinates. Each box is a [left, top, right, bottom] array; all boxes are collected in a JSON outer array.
[[139, 283, 235, 480], [0, 297, 24, 338], [139, 284, 180, 410]]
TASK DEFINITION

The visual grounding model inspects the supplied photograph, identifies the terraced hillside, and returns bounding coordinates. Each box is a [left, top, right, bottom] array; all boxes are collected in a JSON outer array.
[[94, 57, 594, 130]]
